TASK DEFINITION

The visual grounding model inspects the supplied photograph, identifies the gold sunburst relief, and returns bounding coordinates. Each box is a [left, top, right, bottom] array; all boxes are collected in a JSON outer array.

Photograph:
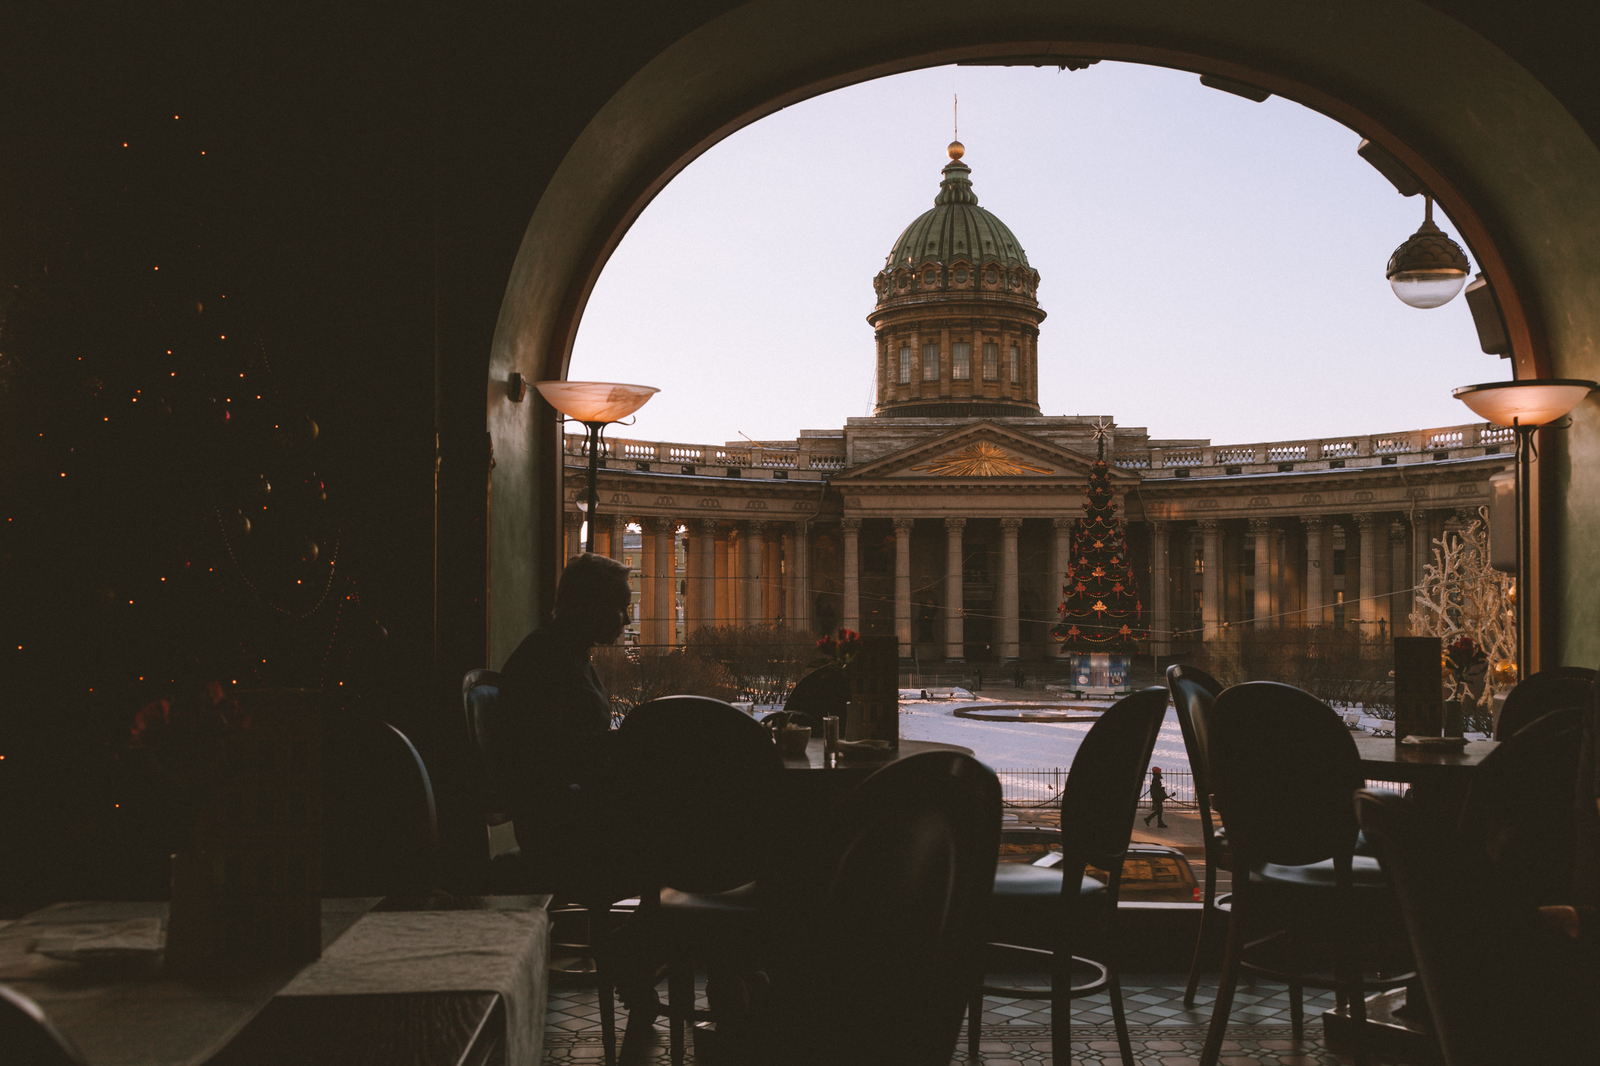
[[912, 441, 1054, 477]]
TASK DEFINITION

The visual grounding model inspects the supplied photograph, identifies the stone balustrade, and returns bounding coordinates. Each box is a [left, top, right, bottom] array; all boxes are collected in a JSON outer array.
[[1123, 420, 1515, 479], [563, 432, 843, 479]]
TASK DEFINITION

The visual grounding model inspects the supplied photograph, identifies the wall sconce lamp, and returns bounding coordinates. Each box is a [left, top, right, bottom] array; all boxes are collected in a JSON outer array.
[[1453, 378, 1596, 675], [533, 381, 659, 554], [1388, 196, 1470, 308]]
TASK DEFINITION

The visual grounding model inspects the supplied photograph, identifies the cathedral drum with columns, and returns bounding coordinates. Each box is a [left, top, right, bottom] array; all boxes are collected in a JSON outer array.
[[562, 142, 1514, 677]]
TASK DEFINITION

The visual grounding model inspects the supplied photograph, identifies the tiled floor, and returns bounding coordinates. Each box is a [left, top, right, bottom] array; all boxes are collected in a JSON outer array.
[[542, 973, 1405, 1064]]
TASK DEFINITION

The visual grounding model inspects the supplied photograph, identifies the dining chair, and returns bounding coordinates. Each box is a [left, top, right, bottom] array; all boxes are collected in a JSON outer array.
[[460, 667, 629, 1066], [0, 984, 85, 1066], [1165, 663, 1227, 1009], [1355, 789, 1591, 1066], [1495, 665, 1596, 739], [320, 716, 440, 897], [1201, 681, 1410, 1066], [762, 750, 1002, 1066], [967, 686, 1170, 1065], [613, 695, 785, 1066], [461, 669, 523, 880], [1459, 705, 1586, 907]]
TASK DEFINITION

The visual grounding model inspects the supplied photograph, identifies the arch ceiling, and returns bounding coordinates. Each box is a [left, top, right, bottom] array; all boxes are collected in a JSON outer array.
[[487, 0, 1600, 668]]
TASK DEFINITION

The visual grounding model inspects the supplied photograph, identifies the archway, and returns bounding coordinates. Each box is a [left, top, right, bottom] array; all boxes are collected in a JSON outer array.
[[486, 0, 1600, 671]]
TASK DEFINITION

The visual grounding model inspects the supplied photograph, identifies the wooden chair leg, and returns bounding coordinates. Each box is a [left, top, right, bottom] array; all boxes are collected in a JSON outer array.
[[1285, 933, 1304, 1042], [1106, 960, 1135, 1066], [667, 964, 693, 1066], [1184, 862, 1220, 1008], [1199, 903, 1245, 1066], [966, 988, 983, 1059], [591, 905, 618, 1066], [1051, 945, 1074, 1066]]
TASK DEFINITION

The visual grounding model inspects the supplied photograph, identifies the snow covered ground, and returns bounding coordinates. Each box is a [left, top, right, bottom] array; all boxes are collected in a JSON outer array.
[[898, 698, 1193, 775]]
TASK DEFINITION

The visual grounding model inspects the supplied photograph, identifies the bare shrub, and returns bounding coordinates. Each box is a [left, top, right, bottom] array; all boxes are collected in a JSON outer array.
[[590, 645, 737, 723], [1190, 627, 1393, 711], [685, 624, 815, 705]]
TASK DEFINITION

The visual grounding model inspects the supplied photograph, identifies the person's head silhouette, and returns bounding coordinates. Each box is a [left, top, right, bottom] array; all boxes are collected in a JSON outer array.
[[554, 553, 634, 646]]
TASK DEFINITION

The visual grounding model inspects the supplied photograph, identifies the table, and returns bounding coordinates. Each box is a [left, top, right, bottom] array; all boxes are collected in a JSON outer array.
[[0, 895, 550, 1066], [1323, 734, 1500, 1060]]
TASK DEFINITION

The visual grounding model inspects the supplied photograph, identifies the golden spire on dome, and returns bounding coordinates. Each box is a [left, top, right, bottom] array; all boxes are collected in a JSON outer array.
[[948, 140, 965, 160], [949, 93, 964, 160]]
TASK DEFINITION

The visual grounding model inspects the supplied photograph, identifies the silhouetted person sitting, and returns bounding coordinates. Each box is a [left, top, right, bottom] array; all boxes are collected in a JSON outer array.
[[497, 552, 634, 894]]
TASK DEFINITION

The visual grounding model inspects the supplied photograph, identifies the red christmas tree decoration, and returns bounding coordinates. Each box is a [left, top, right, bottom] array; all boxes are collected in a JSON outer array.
[[1052, 429, 1148, 650]]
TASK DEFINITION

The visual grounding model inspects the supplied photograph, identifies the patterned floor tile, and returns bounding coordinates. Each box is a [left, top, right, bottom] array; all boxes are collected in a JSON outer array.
[[540, 974, 1414, 1064]]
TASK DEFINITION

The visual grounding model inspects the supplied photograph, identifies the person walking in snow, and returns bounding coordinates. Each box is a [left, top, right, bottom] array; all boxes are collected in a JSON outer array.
[[1143, 766, 1169, 828]]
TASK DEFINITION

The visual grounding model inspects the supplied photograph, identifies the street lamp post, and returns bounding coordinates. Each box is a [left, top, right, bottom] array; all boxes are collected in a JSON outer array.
[[1452, 378, 1595, 677], [533, 381, 660, 554]]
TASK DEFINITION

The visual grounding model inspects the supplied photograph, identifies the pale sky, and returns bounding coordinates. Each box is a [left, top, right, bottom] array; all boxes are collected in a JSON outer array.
[[569, 62, 1502, 448]]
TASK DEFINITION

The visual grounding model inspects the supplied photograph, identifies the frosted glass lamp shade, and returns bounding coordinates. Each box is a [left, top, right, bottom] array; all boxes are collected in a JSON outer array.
[[1386, 199, 1470, 309], [1452, 379, 1596, 427], [533, 380, 658, 423]]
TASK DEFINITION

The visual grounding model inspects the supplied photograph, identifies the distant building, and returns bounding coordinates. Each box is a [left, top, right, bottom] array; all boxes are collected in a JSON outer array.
[[565, 144, 1512, 665]]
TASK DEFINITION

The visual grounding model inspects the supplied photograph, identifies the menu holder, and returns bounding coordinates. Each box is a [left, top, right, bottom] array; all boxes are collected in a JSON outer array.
[[846, 635, 899, 750], [1393, 637, 1443, 745]]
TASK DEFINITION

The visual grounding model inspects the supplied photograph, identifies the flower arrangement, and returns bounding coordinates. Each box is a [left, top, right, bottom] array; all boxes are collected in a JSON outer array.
[[127, 681, 253, 807], [808, 628, 863, 672]]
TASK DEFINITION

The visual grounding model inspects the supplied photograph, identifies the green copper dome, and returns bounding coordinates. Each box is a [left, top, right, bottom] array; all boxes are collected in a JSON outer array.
[[884, 148, 1031, 270]]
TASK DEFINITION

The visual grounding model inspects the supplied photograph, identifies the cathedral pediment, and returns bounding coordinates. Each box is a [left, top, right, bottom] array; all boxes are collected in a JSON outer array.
[[832, 421, 1134, 484]]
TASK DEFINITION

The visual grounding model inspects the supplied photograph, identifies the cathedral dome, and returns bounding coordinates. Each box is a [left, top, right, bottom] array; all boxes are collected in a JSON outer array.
[[884, 145, 1031, 271], [868, 144, 1046, 420]]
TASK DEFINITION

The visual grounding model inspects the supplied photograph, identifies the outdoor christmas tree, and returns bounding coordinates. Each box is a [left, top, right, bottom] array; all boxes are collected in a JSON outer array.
[[1051, 425, 1148, 652]]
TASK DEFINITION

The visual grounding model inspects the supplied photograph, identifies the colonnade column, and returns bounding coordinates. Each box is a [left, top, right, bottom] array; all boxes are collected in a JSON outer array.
[[1302, 516, 1325, 626], [743, 521, 765, 625], [596, 516, 618, 561], [639, 518, 658, 644], [841, 518, 861, 633], [764, 530, 782, 623], [715, 524, 731, 625], [944, 518, 966, 661], [789, 523, 811, 634], [1250, 518, 1272, 628], [1000, 517, 1022, 662], [1151, 520, 1170, 655], [894, 518, 914, 658], [563, 511, 582, 562], [1050, 517, 1071, 605], [1200, 519, 1221, 639], [696, 519, 717, 634], [1390, 519, 1409, 635], [1357, 512, 1379, 628], [682, 521, 698, 635], [654, 518, 677, 646]]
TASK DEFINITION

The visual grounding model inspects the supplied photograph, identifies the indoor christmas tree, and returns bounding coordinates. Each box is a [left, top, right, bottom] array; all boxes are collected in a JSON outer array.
[[1051, 424, 1147, 691]]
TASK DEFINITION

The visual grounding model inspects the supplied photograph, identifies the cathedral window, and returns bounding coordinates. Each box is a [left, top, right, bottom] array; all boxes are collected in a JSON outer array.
[[952, 342, 971, 380], [985, 268, 998, 285], [922, 343, 939, 381], [982, 342, 999, 380], [898, 346, 911, 384], [923, 269, 936, 286], [1009, 345, 1020, 383], [954, 268, 968, 283]]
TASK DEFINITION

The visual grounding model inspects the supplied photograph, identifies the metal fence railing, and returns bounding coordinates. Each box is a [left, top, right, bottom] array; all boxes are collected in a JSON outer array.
[[996, 768, 1197, 810]]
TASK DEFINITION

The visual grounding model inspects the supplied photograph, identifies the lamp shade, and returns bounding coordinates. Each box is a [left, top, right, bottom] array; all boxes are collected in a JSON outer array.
[[1452, 379, 1596, 427], [1386, 199, 1470, 309], [533, 380, 658, 423]]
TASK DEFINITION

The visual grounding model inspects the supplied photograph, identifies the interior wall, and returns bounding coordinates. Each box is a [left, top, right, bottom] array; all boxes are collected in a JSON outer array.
[[489, 0, 1600, 670]]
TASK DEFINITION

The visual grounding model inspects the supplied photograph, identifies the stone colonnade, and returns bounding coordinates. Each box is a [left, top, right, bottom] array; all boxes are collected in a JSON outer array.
[[565, 512, 813, 646], [1148, 506, 1484, 652]]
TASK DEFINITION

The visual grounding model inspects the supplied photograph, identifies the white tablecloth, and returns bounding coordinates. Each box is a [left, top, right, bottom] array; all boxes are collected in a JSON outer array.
[[281, 908, 550, 1066], [0, 899, 547, 1066]]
